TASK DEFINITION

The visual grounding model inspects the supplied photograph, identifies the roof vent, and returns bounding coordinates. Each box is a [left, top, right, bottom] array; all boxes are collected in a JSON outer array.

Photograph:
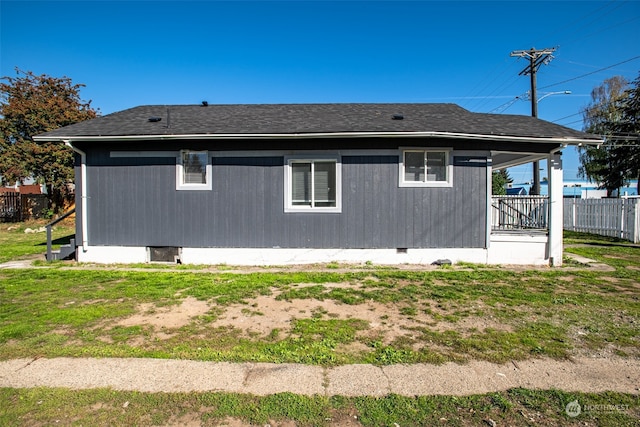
[[392, 114, 404, 120], [148, 117, 162, 122], [201, 101, 208, 107]]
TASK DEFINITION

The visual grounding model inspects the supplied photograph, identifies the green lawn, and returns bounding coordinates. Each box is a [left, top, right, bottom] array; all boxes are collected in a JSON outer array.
[[1, 388, 638, 426], [0, 264, 638, 365], [0, 225, 638, 365], [0, 221, 75, 263]]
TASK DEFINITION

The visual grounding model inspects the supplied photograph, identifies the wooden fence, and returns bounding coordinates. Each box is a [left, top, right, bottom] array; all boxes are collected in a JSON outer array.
[[0, 193, 49, 222], [564, 197, 640, 243]]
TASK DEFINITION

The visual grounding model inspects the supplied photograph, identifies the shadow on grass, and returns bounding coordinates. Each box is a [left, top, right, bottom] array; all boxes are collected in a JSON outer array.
[[36, 234, 75, 246], [564, 230, 638, 249], [580, 241, 640, 249]]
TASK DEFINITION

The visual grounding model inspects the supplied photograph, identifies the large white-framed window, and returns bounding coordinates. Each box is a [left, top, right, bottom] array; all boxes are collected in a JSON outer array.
[[284, 155, 341, 213], [399, 148, 453, 187], [176, 150, 212, 190]]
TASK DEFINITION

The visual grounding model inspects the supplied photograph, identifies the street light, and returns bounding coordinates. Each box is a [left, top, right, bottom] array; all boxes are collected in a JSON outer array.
[[537, 90, 572, 103], [529, 90, 572, 195]]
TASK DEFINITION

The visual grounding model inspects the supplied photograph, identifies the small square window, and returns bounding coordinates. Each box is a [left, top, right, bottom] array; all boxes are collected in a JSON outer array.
[[177, 150, 212, 190], [285, 156, 341, 212], [400, 149, 452, 187]]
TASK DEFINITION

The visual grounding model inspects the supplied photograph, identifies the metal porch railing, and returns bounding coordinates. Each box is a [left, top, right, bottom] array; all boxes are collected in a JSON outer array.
[[491, 195, 549, 231]]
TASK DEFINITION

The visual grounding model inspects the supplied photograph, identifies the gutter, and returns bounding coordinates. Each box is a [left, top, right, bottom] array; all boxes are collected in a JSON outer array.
[[35, 131, 603, 145], [65, 141, 88, 252]]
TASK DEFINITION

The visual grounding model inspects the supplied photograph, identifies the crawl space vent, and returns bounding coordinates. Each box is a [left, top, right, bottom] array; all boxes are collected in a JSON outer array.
[[148, 246, 181, 263]]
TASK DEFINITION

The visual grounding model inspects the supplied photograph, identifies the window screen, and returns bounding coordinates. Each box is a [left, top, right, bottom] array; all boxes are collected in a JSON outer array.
[[182, 151, 207, 184], [404, 151, 425, 182], [313, 161, 336, 207], [288, 159, 338, 210], [292, 162, 312, 206], [426, 151, 446, 181], [402, 150, 449, 184]]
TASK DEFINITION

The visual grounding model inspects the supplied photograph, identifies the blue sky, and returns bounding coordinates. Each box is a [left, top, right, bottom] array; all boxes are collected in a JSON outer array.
[[1, 0, 639, 181]]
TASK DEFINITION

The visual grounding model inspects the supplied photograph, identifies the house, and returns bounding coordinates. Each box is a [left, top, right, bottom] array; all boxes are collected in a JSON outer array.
[[0, 184, 44, 194], [505, 187, 527, 196], [0, 183, 48, 221], [34, 103, 602, 266]]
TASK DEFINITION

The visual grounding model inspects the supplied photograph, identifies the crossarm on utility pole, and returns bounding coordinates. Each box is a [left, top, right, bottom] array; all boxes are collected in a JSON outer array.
[[510, 47, 557, 195]]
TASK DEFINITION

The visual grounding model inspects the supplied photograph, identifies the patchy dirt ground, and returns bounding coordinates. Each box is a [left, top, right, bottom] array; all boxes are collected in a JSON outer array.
[[109, 284, 511, 349], [117, 297, 211, 330], [3, 273, 639, 426]]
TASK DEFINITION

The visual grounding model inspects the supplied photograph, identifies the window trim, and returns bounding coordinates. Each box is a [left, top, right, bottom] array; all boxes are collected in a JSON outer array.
[[399, 148, 453, 188], [284, 154, 342, 213], [176, 150, 212, 191]]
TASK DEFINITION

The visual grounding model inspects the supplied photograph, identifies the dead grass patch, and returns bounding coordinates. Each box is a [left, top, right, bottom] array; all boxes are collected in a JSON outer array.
[[116, 297, 211, 329], [93, 283, 522, 349]]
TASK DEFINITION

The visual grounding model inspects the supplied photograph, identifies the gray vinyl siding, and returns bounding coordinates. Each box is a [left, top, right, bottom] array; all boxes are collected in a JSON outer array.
[[85, 149, 487, 249]]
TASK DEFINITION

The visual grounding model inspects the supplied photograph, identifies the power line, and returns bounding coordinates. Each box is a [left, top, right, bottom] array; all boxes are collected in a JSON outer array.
[[460, 59, 516, 109], [553, 97, 624, 125], [466, 0, 603, 112], [527, 0, 624, 45], [494, 56, 636, 121], [463, 61, 523, 112], [553, 80, 635, 126], [606, 135, 640, 142], [567, 15, 640, 46], [487, 92, 530, 114], [540, 55, 640, 90], [556, 0, 630, 46], [471, 74, 522, 112], [465, 2, 636, 117], [487, 96, 519, 114], [559, 119, 584, 127], [510, 47, 557, 195], [552, 112, 582, 123]]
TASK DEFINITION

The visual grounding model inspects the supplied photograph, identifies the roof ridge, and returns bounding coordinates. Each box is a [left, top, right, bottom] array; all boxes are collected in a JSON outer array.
[[33, 103, 601, 142]]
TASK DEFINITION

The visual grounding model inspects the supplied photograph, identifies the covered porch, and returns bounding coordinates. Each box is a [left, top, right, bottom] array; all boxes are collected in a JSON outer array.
[[488, 151, 563, 266]]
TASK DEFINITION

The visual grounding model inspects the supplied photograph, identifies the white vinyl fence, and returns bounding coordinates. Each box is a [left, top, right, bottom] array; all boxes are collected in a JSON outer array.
[[564, 197, 640, 243]]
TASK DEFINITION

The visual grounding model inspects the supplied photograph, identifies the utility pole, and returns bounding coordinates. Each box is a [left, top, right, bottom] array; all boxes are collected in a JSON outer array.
[[510, 47, 557, 195]]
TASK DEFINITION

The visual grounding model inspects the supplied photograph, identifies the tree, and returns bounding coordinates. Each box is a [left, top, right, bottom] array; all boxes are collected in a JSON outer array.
[[491, 169, 512, 195], [0, 69, 98, 212], [578, 74, 640, 196], [611, 72, 640, 194]]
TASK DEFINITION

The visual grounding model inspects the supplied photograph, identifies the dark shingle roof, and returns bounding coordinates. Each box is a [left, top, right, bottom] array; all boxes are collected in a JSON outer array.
[[35, 103, 601, 141]]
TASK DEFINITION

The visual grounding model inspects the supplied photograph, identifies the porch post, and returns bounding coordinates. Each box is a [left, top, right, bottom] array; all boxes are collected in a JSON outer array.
[[548, 153, 563, 266], [486, 158, 492, 250]]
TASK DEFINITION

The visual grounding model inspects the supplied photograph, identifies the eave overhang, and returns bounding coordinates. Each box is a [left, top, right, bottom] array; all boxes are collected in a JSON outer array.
[[33, 130, 603, 146]]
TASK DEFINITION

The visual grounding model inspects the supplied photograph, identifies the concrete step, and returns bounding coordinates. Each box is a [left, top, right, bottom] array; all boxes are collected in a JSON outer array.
[[48, 238, 76, 261]]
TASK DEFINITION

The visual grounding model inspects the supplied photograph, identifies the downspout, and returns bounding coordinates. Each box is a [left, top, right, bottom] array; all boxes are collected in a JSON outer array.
[[65, 141, 88, 252]]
